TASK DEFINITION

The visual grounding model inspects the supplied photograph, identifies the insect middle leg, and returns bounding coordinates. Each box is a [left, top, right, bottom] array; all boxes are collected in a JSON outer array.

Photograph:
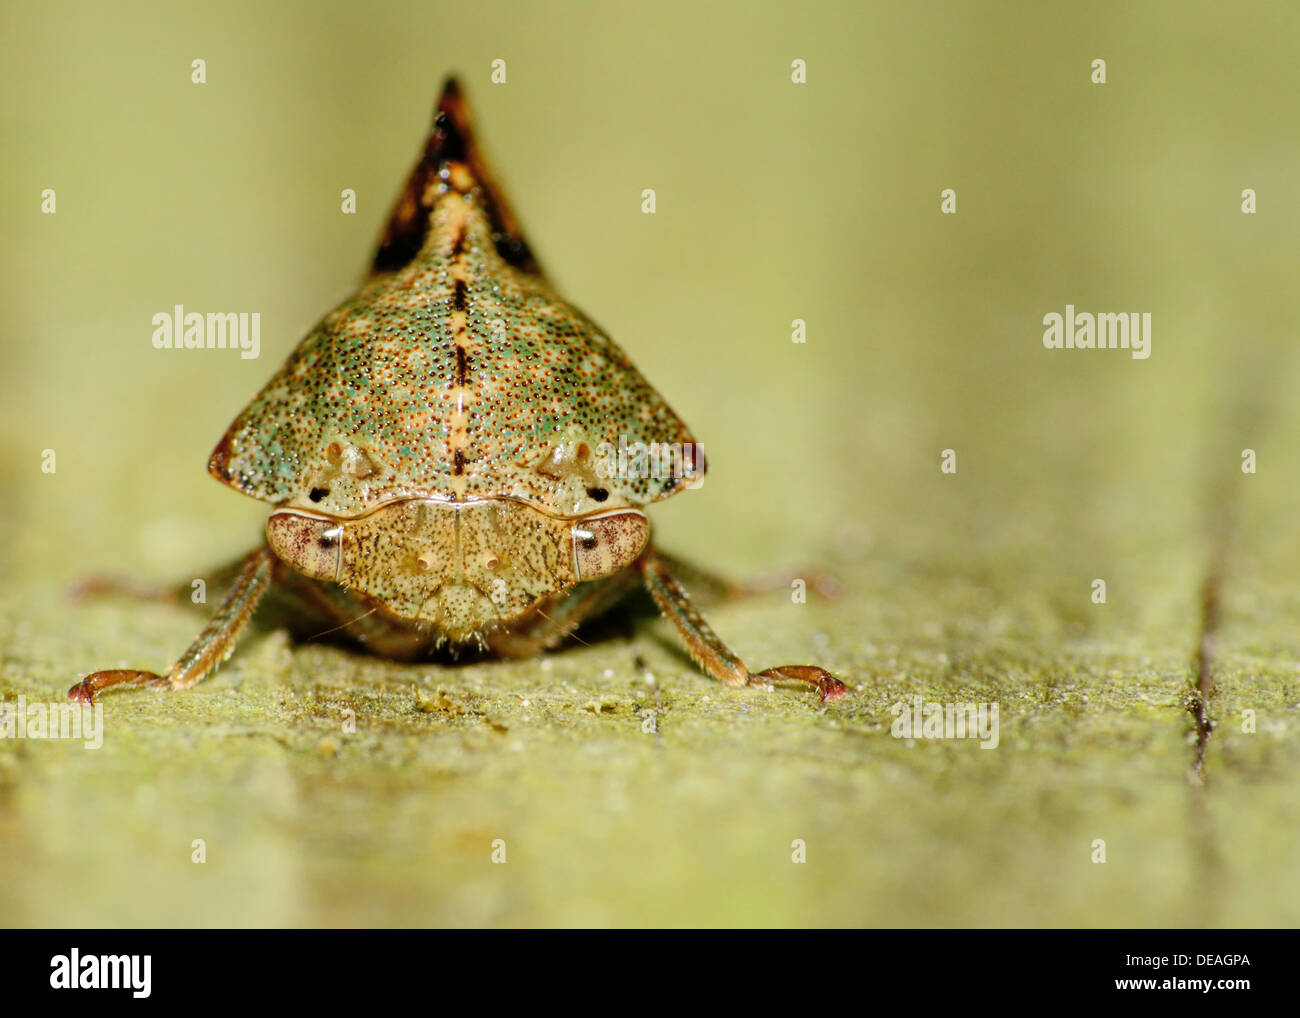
[[68, 546, 275, 703], [637, 547, 848, 701]]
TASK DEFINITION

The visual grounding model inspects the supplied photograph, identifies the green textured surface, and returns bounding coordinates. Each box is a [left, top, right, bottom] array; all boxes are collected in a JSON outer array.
[[2, 0, 1298, 926]]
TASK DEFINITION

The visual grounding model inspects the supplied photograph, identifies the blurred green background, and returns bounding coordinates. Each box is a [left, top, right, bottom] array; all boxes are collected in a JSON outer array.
[[2, 0, 1298, 926]]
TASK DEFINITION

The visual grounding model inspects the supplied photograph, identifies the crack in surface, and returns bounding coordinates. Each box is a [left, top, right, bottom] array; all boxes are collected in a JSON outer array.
[[1186, 560, 1222, 784]]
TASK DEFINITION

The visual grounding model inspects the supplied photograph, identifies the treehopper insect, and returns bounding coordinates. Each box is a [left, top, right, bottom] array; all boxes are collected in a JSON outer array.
[[70, 78, 847, 705]]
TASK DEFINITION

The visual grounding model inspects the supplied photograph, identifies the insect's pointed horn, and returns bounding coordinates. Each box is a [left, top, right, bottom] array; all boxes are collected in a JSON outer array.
[[428, 75, 471, 164], [370, 76, 543, 279]]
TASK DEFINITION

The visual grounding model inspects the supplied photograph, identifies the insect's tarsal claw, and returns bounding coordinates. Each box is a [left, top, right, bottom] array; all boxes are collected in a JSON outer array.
[[67, 679, 95, 703], [66, 668, 171, 703], [754, 665, 849, 702]]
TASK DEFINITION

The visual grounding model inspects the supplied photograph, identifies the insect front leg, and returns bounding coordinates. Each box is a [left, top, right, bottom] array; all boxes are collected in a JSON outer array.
[[636, 547, 848, 702], [68, 546, 276, 703]]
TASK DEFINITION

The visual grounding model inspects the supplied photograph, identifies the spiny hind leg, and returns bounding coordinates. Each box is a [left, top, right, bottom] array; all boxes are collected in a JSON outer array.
[[637, 547, 847, 702], [650, 549, 839, 602], [69, 552, 256, 606], [69, 547, 275, 703]]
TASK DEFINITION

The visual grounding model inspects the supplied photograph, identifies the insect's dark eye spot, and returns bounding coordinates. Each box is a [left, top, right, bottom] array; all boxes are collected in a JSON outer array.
[[662, 477, 679, 493], [586, 487, 609, 502], [581, 537, 598, 551], [318, 535, 335, 549], [309, 487, 329, 502]]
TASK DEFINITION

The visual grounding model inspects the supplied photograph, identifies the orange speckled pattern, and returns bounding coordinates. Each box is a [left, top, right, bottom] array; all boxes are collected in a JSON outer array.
[[209, 82, 701, 522]]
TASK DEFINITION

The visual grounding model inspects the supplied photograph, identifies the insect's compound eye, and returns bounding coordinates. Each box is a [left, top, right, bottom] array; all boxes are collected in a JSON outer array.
[[571, 510, 650, 581], [266, 511, 343, 582]]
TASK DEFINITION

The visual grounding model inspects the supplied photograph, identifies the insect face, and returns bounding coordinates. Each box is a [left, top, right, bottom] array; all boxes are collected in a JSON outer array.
[[266, 499, 648, 640]]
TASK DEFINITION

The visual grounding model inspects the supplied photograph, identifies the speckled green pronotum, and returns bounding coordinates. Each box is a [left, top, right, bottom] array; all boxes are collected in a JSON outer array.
[[71, 78, 847, 705]]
